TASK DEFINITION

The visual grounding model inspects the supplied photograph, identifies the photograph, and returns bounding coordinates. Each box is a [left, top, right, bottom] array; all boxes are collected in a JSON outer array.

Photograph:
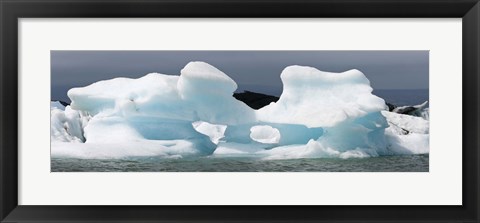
[[3, 0, 477, 221], [50, 50, 429, 172]]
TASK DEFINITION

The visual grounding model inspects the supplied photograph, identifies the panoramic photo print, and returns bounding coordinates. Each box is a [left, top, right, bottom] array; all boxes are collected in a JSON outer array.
[[51, 51, 429, 172]]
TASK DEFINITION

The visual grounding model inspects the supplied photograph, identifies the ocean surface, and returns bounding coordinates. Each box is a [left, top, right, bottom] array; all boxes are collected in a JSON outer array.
[[51, 154, 428, 172], [373, 89, 428, 106], [51, 89, 429, 172]]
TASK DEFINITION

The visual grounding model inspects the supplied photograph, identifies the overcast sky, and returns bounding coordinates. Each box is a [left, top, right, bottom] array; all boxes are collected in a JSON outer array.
[[51, 51, 429, 102]]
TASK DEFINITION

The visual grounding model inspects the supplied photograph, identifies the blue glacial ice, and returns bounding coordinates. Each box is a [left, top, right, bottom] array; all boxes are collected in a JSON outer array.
[[51, 62, 429, 159]]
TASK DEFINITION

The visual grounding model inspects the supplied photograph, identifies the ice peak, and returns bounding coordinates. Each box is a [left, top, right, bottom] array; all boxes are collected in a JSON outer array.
[[280, 65, 370, 86], [179, 61, 238, 94]]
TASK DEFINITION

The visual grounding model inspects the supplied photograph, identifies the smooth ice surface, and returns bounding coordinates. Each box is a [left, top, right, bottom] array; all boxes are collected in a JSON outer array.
[[192, 121, 227, 144], [52, 62, 429, 160], [177, 62, 255, 125], [178, 61, 238, 97], [257, 66, 387, 128], [249, 125, 281, 144]]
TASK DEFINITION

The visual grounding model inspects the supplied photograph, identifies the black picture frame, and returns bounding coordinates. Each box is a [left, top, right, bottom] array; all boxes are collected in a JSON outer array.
[[1, 0, 479, 222]]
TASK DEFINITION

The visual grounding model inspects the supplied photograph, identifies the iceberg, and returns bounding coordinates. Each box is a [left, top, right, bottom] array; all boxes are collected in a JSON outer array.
[[382, 110, 429, 154], [51, 103, 89, 143], [257, 66, 387, 127], [250, 66, 390, 159], [68, 62, 255, 125], [51, 61, 429, 159]]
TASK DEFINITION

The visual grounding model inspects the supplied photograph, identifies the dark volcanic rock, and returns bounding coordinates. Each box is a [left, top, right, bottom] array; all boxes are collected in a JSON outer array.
[[233, 91, 279, 110], [386, 102, 397, 112]]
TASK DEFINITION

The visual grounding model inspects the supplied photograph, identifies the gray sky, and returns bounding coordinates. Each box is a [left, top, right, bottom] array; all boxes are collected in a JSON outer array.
[[51, 51, 429, 102]]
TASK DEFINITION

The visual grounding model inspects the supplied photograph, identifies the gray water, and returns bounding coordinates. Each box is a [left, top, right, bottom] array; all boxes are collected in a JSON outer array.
[[51, 154, 428, 172]]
